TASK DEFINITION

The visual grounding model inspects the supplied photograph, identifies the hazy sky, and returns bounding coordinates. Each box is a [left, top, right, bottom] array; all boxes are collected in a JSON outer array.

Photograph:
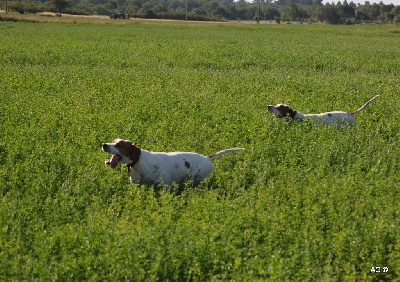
[[324, 0, 400, 5]]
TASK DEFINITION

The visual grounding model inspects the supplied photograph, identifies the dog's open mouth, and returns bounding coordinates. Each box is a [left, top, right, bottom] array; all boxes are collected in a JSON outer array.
[[105, 154, 123, 169]]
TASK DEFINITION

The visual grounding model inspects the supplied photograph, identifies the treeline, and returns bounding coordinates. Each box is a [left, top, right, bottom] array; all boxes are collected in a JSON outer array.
[[2, 0, 400, 24]]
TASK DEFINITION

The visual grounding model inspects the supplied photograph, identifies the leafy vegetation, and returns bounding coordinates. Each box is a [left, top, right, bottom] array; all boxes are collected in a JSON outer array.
[[0, 19, 399, 280]]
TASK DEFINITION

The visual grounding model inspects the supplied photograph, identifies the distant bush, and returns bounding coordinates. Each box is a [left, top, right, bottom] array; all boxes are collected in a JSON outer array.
[[6, 2, 47, 14], [394, 14, 400, 25]]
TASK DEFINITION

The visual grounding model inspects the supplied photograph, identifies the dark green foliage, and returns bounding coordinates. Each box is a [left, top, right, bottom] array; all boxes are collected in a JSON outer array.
[[1, 0, 399, 23], [317, 4, 341, 24], [51, 0, 72, 15]]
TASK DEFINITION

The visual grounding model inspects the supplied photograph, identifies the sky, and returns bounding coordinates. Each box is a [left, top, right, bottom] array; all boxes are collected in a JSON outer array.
[[323, 0, 400, 5]]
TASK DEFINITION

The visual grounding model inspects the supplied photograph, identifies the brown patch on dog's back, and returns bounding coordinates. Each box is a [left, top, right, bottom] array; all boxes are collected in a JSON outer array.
[[184, 160, 191, 169]]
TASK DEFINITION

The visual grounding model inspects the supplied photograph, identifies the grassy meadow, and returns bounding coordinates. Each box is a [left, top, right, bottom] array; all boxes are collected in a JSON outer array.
[[1, 16, 400, 280]]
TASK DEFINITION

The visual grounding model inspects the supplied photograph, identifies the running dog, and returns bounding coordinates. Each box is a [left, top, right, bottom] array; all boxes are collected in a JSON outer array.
[[102, 139, 244, 185], [267, 95, 379, 126]]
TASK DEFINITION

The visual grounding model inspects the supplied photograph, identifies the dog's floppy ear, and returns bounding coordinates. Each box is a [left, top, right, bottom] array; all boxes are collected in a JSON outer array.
[[128, 143, 141, 163], [113, 139, 135, 157], [276, 104, 296, 119]]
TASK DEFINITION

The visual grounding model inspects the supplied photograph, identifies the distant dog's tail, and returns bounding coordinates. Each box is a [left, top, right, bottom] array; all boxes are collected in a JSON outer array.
[[351, 95, 379, 116], [208, 148, 244, 160]]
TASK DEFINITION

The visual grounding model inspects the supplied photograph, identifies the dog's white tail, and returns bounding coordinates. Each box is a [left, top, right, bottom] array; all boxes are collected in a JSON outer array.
[[208, 148, 244, 160], [351, 95, 379, 116]]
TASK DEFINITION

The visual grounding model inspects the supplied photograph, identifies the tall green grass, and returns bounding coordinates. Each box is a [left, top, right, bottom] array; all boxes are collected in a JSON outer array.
[[0, 19, 399, 280]]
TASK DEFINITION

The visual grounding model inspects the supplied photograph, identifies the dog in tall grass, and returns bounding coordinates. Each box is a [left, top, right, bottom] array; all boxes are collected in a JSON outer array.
[[102, 139, 244, 185], [267, 95, 379, 126]]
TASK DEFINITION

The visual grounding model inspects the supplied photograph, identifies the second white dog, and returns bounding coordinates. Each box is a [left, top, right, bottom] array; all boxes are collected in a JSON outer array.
[[267, 95, 379, 126]]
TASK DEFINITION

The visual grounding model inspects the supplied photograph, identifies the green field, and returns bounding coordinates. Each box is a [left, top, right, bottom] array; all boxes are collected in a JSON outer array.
[[1, 17, 399, 280]]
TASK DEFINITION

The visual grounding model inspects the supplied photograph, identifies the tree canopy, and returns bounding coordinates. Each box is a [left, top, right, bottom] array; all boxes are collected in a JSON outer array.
[[3, 0, 400, 24]]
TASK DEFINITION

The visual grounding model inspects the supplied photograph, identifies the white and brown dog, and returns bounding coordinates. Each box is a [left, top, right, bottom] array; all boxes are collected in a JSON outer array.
[[102, 139, 244, 185], [267, 95, 379, 126]]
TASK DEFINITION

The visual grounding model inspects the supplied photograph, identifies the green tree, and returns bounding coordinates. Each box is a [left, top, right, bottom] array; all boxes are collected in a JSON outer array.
[[317, 4, 341, 24], [282, 3, 308, 21], [338, 3, 355, 19], [263, 6, 280, 21], [51, 0, 71, 16], [394, 14, 400, 24]]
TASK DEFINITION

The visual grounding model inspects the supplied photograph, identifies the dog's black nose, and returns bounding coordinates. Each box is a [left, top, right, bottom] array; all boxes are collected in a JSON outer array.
[[102, 143, 108, 151]]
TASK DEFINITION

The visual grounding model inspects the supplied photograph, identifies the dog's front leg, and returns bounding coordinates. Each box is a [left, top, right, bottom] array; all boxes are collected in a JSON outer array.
[[129, 170, 141, 183]]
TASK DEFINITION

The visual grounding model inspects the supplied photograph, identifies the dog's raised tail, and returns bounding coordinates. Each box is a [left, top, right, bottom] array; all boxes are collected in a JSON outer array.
[[351, 95, 379, 116], [208, 148, 244, 160]]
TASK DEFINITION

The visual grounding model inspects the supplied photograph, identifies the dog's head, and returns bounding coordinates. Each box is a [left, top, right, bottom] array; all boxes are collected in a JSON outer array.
[[267, 104, 297, 119], [102, 139, 141, 168]]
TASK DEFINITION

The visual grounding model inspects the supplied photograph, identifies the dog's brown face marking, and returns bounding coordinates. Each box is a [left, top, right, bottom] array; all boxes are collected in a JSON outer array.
[[275, 104, 296, 119], [113, 139, 141, 165], [113, 139, 135, 157]]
